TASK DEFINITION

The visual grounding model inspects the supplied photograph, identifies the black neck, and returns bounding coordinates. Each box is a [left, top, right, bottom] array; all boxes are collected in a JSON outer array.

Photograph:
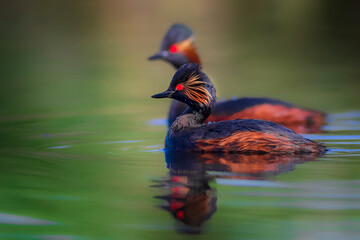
[[170, 105, 213, 131]]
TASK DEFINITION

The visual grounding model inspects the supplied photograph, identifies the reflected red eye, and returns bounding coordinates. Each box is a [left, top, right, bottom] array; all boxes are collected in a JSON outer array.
[[169, 44, 178, 53], [170, 200, 184, 211], [176, 84, 183, 91], [176, 210, 184, 220]]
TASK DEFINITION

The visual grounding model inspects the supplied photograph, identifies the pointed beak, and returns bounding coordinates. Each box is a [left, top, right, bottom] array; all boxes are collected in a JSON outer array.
[[148, 51, 168, 60], [151, 90, 174, 99]]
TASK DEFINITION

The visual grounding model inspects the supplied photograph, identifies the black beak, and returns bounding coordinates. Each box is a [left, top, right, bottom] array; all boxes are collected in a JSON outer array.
[[151, 90, 174, 99], [148, 51, 168, 60], [148, 53, 163, 60]]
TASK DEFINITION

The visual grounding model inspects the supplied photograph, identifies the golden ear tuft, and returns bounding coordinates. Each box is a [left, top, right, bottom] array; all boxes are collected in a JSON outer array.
[[183, 71, 212, 106], [175, 37, 201, 66]]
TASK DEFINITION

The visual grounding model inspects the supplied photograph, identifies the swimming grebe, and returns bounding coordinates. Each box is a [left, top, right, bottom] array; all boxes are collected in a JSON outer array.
[[152, 63, 326, 154], [149, 24, 326, 133]]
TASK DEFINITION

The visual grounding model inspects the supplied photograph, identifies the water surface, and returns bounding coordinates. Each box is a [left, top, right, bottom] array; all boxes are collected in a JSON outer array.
[[1, 1, 360, 240]]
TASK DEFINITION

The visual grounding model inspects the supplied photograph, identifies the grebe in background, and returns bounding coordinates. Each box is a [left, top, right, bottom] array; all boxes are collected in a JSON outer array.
[[149, 24, 326, 133], [152, 63, 326, 154]]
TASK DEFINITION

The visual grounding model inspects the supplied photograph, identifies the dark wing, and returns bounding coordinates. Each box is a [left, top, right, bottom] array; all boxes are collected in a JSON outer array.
[[212, 97, 295, 116], [186, 119, 301, 141], [168, 119, 325, 153]]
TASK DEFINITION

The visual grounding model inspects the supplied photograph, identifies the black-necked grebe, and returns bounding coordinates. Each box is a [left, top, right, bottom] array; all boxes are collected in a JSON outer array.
[[148, 23, 326, 133], [152, 63, 326, 154]]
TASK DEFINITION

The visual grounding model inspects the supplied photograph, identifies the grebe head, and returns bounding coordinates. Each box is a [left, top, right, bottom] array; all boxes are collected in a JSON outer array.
[[152, 63, 216, 111], [148, 24, 201, 69]]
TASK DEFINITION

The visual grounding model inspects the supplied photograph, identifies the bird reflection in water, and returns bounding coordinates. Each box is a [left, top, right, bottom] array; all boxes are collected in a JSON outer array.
[[153, 151, 322, 233]]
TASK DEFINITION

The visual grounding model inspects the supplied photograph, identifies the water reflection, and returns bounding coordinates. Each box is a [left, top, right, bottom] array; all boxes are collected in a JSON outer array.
[[153, 151, 321, 233], [154, 153, 217, 233]]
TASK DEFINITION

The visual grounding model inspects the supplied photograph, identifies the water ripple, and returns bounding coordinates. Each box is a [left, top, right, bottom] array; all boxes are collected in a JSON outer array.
[[47, 145, 72, 149], [99, 140, 145, 144], [36, 235, 75, 240], [304, 135, 360, 140], [216, 179, 288, 188], [0, 213, 56, 225], [146, 118, 167, 126], [238, 191, 360, 199]]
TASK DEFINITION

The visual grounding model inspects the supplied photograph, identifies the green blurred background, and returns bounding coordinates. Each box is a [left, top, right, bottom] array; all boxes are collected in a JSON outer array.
[[0, 1, 360, 240], [1, 0, 359, 118]]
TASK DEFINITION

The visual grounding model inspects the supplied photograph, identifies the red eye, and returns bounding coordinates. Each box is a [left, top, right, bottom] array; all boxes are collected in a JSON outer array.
[[176, 84, 183, 91], [169, 44, 178, 53]]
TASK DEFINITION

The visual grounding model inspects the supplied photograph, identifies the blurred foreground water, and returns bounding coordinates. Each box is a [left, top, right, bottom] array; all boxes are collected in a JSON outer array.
[[0, 1, 360, 239], [1, 109, 360, 240]]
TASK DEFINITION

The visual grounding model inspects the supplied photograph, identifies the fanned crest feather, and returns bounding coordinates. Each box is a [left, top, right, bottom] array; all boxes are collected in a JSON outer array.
[[183, 71, 212, 106]]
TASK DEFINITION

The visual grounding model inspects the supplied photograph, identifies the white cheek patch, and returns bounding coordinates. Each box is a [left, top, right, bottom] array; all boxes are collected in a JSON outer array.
[[161, 51, 169, 57]]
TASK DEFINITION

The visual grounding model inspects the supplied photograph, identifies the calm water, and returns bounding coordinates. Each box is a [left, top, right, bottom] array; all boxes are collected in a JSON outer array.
[[1, 1, 360, 240], [1, 108, 360, 240]]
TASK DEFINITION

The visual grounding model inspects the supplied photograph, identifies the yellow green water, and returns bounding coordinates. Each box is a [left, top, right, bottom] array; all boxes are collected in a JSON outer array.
[[0, 1, 360, 239]]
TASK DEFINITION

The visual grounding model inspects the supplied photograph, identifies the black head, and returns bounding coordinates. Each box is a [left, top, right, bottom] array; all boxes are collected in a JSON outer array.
[[152, 63, 216, 111], [148, 24, 201, 69]]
